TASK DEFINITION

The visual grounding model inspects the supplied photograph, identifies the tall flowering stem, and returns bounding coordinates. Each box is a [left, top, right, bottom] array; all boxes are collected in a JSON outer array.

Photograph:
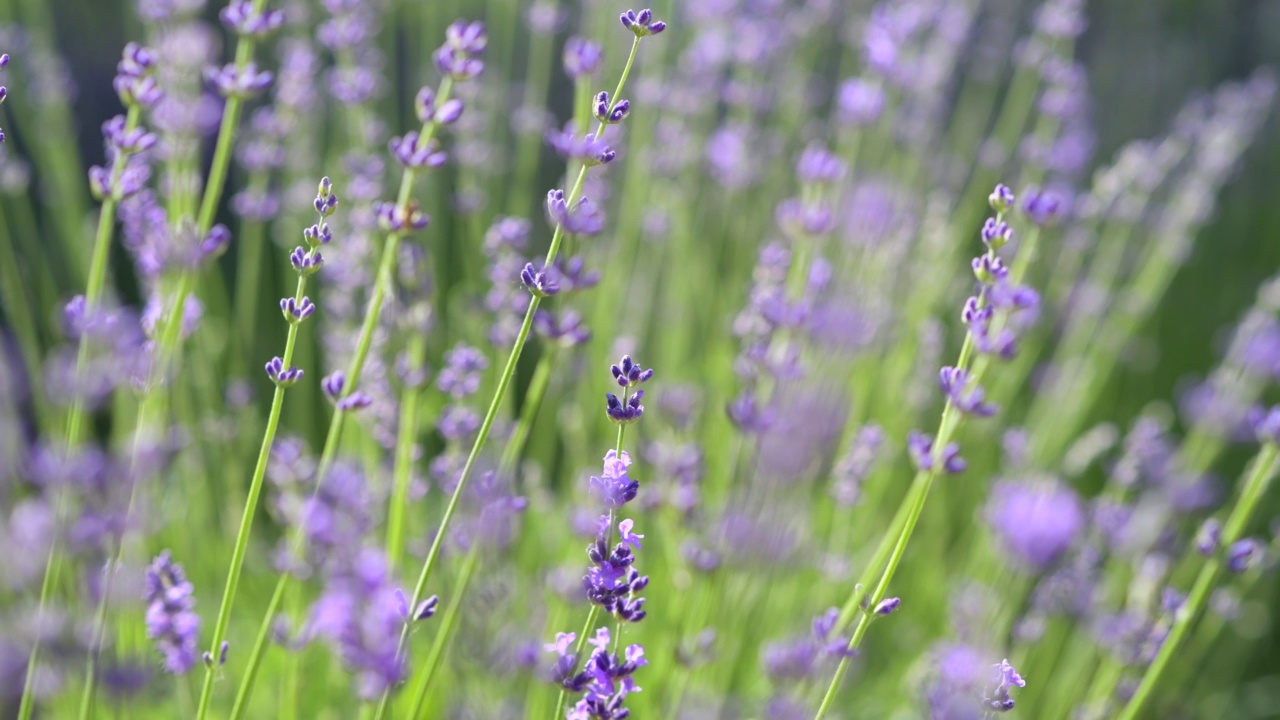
[[815, 186, 1038, 719], [18, 41, 162, 720], [385, 22, 656, 713], [232, 25, 484, 715], [194, 178, 338, 720], [1116, 427, 1280, 720]]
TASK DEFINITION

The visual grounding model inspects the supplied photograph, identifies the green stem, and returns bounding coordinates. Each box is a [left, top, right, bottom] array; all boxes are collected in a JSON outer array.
[[403, 547, 480, 718], [227, 575, 288, 720], [231, 75, 455, 717], [382, 38, 643, 718], [1116, 443, 1280, 720], [386, 334, 428, 570], [195, 268, 311, 720]]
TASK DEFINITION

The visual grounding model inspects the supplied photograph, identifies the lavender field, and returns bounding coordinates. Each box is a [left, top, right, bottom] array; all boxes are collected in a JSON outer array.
[[1, 0, 1280, 718]]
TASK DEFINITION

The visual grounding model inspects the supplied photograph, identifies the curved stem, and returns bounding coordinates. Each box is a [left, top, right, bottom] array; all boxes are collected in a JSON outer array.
[[1116, 443, 1279, 720], [195, 270, 310, 720]]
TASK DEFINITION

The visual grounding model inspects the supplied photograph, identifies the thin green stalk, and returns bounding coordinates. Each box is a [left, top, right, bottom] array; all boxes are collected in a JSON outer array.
[[231, 172, 272, 372], [231, 75, 456, 716], [383, 39, 642, 718], [1116, 443, 1280, 720], [194, 267, 313, 720], [386, 333, 428, 570], [403, 547, 480, 718]]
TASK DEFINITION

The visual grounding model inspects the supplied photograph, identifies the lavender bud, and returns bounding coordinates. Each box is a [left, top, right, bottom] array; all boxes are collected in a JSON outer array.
[[265, 357, 303, 387], [520, 262, 560, 297], [1195, 518, 1221, 556], [280, 296, 316, 324], [220, 1, 285, 39], [290, 247, 323, 275], [989, 184, 1015, 213], [564, 37, 603, 78], [620, 8, 666, 36], [415, 87, 437, 123], [321, 371, 345, 400], [434, 98, 465, 125], [375, 200, 430, 234], [874, 597, 901, 615], [1226, 538, 1263, 573], [205, 62, 274, 99]]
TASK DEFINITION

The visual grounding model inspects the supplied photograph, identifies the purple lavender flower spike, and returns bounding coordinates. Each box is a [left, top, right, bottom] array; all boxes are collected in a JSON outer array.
[[610, 355, 654, 388], [984, 659, 1026, 712], [205, 61, 273, 98], [620, 8, 666, 36], [1226, 538, 1264, 573], [291, 246, 324, 275], [520, 262, 560, 297], [606, 390, 645, 425], [593, 91, 631, 124], [144, 550, 201, 674], [564, 37, 604, 78], [265, 356, 304, 387], [589, 451, 639, 508], [280, 296, 316, 323], [220, 0, 285, 38]]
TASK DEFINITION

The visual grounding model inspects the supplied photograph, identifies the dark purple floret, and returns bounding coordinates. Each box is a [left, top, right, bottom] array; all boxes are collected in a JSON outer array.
[[873, 597, 901, 615], [593, 91, 631, 124], [220, 0, 285, 38], [610, 355, 653, 389], [981, 218, 1013, 250], [1226, 538, 1264, 573], [291, 246, 324, 275], [620, 8, 666, 36], [205, 61, 273, 98], [521, 262, 560, 297], [983, 659, 1026, 713], [972, 254, 1009, 285], [144, 550, 200, 674], [989, 184, 1015, 212], [280, 296, 316, 323], [265, 356, 303, 387], [606, 391, 645, 425], [564, 37, 604, 78]]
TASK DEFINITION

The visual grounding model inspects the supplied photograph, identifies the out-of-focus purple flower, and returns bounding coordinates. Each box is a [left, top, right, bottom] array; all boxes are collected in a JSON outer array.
[[437, 344, 487, 398], [985, 479, 1085, 570], [1226, 538, 1264, 573], [1195, 517, 1221, 556], [564, 37, 604, 78], [375, 199, 430, 234], [546, 123, 616, 166], [205, 61, 273, 98], [927, 645, 1026, 718], [309, 549, 413, 699], [546, 188, 606, 236], [837, 78, 884, 126], [589, 450, 639, 508], [534, 309, 592, 348], [143, 550, 200, 674], [796, 144, 846, 185], [434, 20, 487, 80], [1021, 186, 1064, 226], [114, 42, 164, 107], [219, 0, 285, 38], [939, 366, 998, 416], [907, 431, 966, 474], [389, 131, 447, 169], [484, 216, 530, 254], [831, 423, 885, 507]]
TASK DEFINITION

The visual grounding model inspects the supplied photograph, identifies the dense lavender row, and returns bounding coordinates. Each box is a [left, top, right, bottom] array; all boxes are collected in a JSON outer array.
[[0, 0, 1277, 718]]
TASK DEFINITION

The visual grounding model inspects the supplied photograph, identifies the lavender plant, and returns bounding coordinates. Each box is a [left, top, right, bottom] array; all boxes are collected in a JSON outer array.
[[2, 1, 1279, 719]]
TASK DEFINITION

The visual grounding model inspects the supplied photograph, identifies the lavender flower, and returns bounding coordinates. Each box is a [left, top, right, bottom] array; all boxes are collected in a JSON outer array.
[[219, 1, 285, 38], [546, 123, 617, 166], [546, 189, 606, 236], [205, 61, 273, 98], [589, 451, 639, 509], [907, 431, 966, 474], [620, 8, 667, 37], [564, 37, 604, 78], [144, 551, 200, 674], [985, 480, 1085, 570], [0, 51, 8, 142], [1226, 538, 1263, 573], [434, 21, 487, 80]]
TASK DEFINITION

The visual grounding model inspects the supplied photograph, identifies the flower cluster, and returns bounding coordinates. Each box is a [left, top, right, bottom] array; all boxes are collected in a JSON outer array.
[[547, 627, 647, 720], [143, 551, 201, 675], [268, 178, 338, 388], [605, 355, 652, 425]]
